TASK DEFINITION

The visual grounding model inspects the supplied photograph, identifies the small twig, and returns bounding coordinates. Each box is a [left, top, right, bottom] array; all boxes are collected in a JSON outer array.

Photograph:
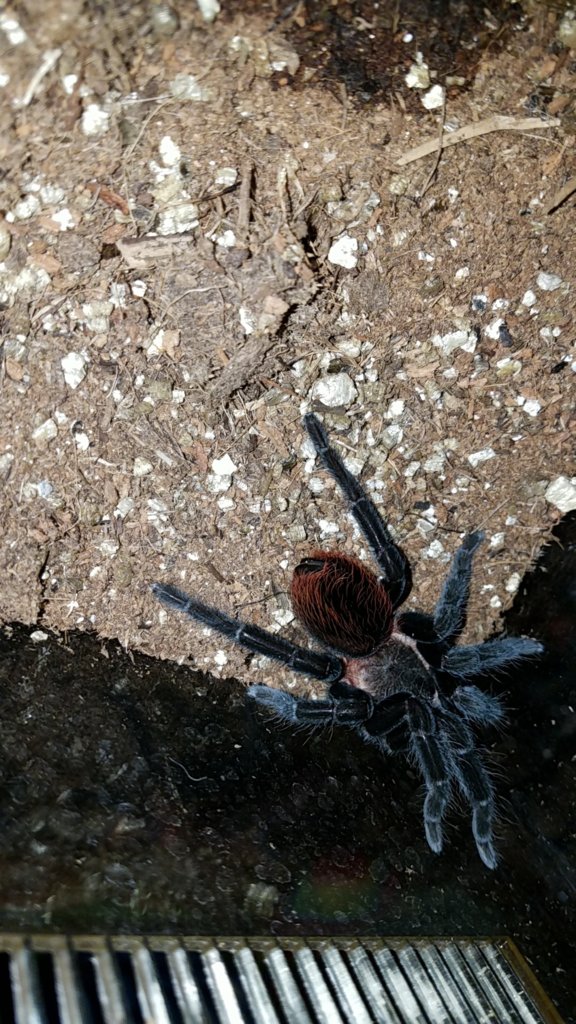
[[18, 48, 61, 107], [195, 182, 240, 205], [543, 175, 576, 215], [396, 114, 560, 167], [338, 81, 348, 132], [419, 88, 447, 197], [237, 158, 253, 242]]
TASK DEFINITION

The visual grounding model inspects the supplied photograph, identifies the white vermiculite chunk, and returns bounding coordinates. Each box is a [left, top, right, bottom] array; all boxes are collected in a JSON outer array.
[[545, 476, 576, 513], [467, 448, 496, 468], [61, 351, 87, 389], [212, 454, 238, 476], [309, 372, 357, 408]]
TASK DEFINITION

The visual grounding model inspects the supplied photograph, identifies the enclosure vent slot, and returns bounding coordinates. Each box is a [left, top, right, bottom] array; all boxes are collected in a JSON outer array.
[[0, 935, 563, 1024]]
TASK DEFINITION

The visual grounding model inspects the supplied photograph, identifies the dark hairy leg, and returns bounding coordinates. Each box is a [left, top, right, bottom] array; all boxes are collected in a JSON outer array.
[[246, 683, 374, 726], [250, 685, 416, 739], [152, 583, 343, 682], [404, 699, 452, 855], [449, 686, 505, 727], [433, 531, 484, 642], [444, 636, 543, 677], [440, 717, 498, 870], [304, 413, 412, 608]]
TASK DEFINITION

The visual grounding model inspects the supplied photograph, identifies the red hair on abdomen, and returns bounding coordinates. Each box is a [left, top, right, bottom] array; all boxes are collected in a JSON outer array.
[[291, 550, 393, 656]]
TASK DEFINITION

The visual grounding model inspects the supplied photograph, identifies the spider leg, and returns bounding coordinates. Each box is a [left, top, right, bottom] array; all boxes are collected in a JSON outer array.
[[250, 685, 421, 741], [450, 685, 505, 727], [439, 717, 498, 869], [304, 413, 412, 608], [253, 683, 457, 860], [433, 531, 485, 642], [247, 684, 373, 726], [362, 692, 418, 748], [444, 636, 543, 678], [403, 700, 452, 855], [152, 583, 343, 682]]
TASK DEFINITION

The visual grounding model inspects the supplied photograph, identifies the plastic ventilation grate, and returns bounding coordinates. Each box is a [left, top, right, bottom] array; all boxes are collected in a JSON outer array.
[[0, 934, 564, 1024]]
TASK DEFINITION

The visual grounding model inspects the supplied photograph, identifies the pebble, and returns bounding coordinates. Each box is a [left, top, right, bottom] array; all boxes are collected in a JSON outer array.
[[484, 318, 504, 341], [309, 372, 357, 407], [159, 136, 181, 167], [517, 396, 541, 417], [0, 221, 11, 259], [431, 329, 476, 355], [405, 57, 430, 90], [13, 195, 40, 219], [32, 419, 57, 445], [196, 0, 221, 21], [215, 167, 237, 187], [212, 454, 238, 476], [133, 457, 153, 477], [170, 73, 211, 102], [81, 104, 110, 137], [421, 85, 445, 110]]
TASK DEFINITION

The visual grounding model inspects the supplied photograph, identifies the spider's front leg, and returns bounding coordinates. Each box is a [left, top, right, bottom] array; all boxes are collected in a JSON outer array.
[[433, 530, 485, 643], [304, 413, 412, 608], [434, 533, 544, 669], [444, 635, 543, 677], [152, 582, 343, 682]]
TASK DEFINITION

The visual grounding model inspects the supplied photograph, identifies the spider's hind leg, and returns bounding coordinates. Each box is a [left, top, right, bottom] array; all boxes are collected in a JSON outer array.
[[247, 684, 374, 728], [440, 717, 498, 870], [403, 700, 453, 855]]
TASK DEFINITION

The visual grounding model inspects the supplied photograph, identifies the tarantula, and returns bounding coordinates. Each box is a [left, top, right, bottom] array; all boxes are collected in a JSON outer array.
[[152, 413, 542, 868]]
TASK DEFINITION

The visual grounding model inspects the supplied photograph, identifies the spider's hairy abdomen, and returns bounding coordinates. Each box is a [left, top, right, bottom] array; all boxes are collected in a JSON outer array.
[[291, 550, 393, 656]]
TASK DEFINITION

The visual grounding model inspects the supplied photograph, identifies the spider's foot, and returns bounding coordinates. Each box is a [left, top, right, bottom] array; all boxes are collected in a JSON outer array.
[[423, 782, 450, 854], [476, 837, 498, 871], [451, 686, 506, 727], [463, 530, 485, 551], [246, 684, 298, 723], [472, 801, 499, 869], [424, 821, 443, 854], [151, 582, 191, 612]]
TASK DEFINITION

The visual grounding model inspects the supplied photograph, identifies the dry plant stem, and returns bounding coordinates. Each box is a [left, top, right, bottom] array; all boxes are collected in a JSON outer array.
[[237, 159, 254, 242], [396, 114, 561, 167], [19, 48, 61, 107], [543, 176, 576, 215], [419, 90, 447, 198]]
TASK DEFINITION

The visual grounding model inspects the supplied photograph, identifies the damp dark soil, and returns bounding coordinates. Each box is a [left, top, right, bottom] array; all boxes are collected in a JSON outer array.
[[1, 513, 575, 1021]]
